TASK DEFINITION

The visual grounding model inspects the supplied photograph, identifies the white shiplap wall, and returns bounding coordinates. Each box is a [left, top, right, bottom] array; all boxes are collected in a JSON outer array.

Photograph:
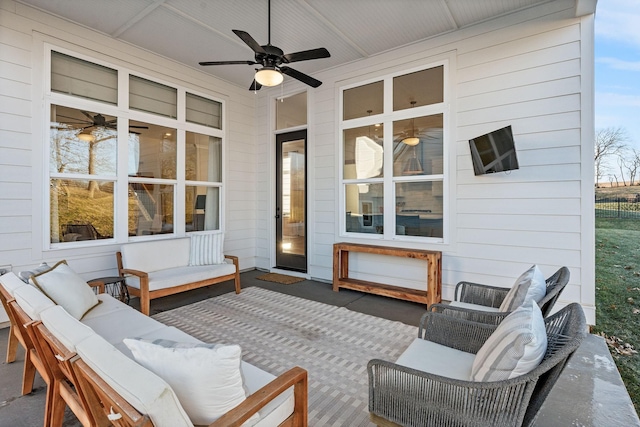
[[0, 0, 258, 288], [253, 0, 595, 322]]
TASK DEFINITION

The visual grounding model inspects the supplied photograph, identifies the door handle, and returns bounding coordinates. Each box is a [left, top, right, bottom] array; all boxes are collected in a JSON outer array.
[[275, 214, 280, 218]]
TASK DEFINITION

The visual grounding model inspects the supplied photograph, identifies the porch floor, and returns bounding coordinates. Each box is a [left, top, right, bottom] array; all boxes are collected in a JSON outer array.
[[0, 269, 638, 426]]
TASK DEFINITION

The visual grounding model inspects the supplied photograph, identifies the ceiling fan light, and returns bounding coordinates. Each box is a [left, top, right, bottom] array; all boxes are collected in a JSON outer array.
[[401, 136, 420, 146], [255, 67, 283, 87], [78, 131, 95, 142]]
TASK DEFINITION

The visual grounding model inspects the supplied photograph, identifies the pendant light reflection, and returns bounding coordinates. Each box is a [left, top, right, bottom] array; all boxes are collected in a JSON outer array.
[[401, 101, 423, 175], [77, 129, 95, 142]]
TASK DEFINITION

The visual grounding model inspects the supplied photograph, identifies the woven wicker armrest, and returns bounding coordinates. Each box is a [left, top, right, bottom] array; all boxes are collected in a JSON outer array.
[[418, 311, 498, 354], [454, 281, 509, 308], [368, 359, 536, 427], [428, 303, 510, 326]]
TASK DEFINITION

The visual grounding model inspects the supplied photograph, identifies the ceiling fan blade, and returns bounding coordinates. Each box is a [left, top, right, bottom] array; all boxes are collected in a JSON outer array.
[[249, 80, 263, 91], [283, 47, 330, 63], [199, 60, 257, 66], [232, 30, 266, 54], [280, 66, 322, 88], [81, 111, 95, 121]]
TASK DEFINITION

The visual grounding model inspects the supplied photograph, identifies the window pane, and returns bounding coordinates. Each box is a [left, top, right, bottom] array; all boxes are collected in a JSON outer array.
[[50, 105, 117, 176], [393, 66, 444, 111], [345, 183, 384, 234], [129, 75, 177, 118], [343, 126, 384, 180], [130, 121, 177, 179], [276, 92, 307, 129], [393, 114, 443, 177], [186, 93, 222, 129], [396, 182, 443, 238], [51, 51, 117, 104], [186, 186, 219, 232], [186, 132, 221, 182], [343, 81, 383, 120], [128, 183, 174, 235], [50, 178, 114, 243]]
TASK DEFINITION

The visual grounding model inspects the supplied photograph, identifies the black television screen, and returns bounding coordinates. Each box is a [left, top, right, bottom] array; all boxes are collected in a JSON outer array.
[[469, 125, 519, 175]]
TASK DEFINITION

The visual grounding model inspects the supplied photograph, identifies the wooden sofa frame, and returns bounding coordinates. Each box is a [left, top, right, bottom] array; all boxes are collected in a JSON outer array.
[[116, 252, 241, 316]]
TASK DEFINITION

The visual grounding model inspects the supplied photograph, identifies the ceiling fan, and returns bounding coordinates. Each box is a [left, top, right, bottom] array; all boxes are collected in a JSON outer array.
[[198, 0, 330, 90], [55, 111, 149, 134]]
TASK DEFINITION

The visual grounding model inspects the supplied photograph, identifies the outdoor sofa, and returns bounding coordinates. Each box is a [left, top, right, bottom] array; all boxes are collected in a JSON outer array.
[[0, 265, 307, 427]]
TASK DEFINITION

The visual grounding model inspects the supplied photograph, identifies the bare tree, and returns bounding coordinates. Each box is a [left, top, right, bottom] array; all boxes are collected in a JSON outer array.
[[620, 148, 640, 187], [595, 127, 628, 187]]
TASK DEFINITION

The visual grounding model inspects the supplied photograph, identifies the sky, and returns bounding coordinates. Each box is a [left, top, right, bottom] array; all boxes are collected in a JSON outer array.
[[595, 0, 640, 148]]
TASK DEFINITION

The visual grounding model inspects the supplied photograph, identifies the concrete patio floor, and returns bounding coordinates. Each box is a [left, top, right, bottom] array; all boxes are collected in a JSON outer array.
[[0, 269, 638, 426]]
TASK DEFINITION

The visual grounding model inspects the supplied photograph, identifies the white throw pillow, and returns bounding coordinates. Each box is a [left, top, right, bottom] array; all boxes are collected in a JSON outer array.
[[189, 233, 225, 266], [499, 265, 546, 312], [123, 338, 258, 426], [471, 300, 547, 382], [19, 262, 51, 283], [31, 260, 99, 320]]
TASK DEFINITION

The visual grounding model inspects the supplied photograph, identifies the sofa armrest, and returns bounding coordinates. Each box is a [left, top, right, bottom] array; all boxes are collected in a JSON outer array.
[[224, 254, 239, 268], [119, 268, 148, 279], [454, 281, 509, 308], [209, 366, 308, 427], [86, 280, 105, 295]]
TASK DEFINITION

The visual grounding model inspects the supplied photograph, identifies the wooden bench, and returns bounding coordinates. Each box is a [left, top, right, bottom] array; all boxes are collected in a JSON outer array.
[[332, 242, 442, 306]]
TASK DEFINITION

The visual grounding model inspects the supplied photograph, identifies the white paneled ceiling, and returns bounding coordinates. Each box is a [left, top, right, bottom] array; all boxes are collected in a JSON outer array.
[[18, 0, 559, 90]]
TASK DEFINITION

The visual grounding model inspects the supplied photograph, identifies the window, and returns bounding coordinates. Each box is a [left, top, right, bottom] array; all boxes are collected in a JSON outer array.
[[340, 64, 447, 241], [46, 49, 224, 246]]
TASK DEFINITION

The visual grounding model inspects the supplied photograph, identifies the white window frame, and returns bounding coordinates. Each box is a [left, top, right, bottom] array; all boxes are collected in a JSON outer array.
[[43, 45, 226, 250], [338, 59, 452, 246]]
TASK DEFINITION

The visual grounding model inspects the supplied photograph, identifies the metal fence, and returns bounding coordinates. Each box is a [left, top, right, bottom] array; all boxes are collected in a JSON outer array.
[[595, 195, 640, 219]]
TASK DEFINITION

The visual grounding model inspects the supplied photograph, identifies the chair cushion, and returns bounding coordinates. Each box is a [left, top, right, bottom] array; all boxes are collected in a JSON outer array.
[[396, 337, 476, 381], [448, 301, 501, 313], [30, 260, 99, 320], [123, 338, 258, 426], [12, 285, 56, 320], [499, 265, 546, 312], [471, 300, 547, 382], [76, 334, 193, 427], [189, 233, 225, 266]]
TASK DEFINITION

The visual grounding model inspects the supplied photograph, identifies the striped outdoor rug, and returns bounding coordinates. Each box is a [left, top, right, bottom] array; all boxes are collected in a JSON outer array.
[[152, 287, 417, 426]]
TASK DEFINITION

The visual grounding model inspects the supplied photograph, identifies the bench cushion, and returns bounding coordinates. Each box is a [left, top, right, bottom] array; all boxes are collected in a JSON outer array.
[[82, 305, 166, 346], [125, 263, 236, 291], [40, 305, 96, 352], [0, 272, 30, 297], [395, 337, 476, 381], [13, 285, 56, 320], [81, 293, 131, 322], [121, 238, 191, 273]]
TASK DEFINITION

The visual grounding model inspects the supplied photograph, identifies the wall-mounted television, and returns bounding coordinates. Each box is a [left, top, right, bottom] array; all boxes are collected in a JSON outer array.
[[468, 125, 519, 176]]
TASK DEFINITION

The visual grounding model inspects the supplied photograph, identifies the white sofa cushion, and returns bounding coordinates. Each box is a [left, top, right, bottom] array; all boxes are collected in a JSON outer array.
[[40, 305, 96, 352], [448, 301, 501, 313], [0, 272, 30, 297], [31, 261, 99, 320], [123, 338, 258, 426], [189, 233, 225, 266], [12, 285, 56, 320], [499, 265, 546, 312], [121, 238, 191, 273], [81, 293, 131, 322], [471, 300, 547, 382], [396, 337, 476, 381], [82, 306, 166, 345], [76, 334, 193, 427], [125, 263, 236, 291], [115, 326, 202, 360]]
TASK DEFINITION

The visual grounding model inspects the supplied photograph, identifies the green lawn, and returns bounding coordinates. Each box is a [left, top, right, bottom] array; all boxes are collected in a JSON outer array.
[[593, 218, 640, 413]]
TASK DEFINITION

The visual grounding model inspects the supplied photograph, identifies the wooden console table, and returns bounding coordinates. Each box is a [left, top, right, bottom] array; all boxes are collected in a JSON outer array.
[[332, 242, 442, 306]]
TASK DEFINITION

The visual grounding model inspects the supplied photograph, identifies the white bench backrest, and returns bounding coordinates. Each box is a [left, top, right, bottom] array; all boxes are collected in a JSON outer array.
[[121, 238, 191, 273]]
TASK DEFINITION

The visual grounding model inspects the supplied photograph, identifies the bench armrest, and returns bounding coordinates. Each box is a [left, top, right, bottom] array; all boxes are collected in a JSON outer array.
[[209, 366, 308, 427], [86, 280, 105, 294], [119, 268, 148, 279], [224, 254, 239, 268]]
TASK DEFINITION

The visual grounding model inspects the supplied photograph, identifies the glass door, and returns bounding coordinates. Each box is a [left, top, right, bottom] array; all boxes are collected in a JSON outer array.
[[276, 130, 307, 272]]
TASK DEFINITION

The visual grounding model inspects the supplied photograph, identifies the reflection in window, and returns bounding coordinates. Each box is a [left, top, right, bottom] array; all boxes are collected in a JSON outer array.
[[393, 114, 443, 177], [128, 183, 174, 236], [130, 121, 177, 179], [345, 183, 384, 234], [395, 182, 443, 238], [51, 51, 117, 104], [50, 179, 114, 243], [393, 66, 443, 111], [276, 92, 307, 130], [343, 81, 383, 120], [186, 93, 222, 129], [186, 186, 219, 232], [343, 125, 384, 180], [186, 133, 221, 182], [129, 75, 177, 118]]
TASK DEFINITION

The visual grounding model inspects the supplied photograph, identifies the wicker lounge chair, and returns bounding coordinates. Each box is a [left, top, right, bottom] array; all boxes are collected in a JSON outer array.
[[429, 266, 570, 325], [368, 302, 586, 427]]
